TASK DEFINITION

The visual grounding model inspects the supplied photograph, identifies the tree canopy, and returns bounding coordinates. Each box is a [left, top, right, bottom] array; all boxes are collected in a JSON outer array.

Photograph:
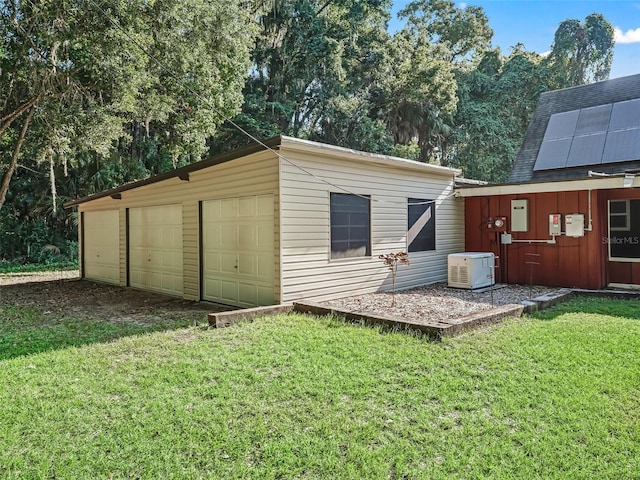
[[0, 1, 618, 264], [0, 0, 254, 210]]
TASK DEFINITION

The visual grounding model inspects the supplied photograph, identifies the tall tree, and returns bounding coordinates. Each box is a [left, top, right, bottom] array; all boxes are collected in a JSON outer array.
[[446, 46, 555, 182], [546, 13, 615, 86], [211, 0, 394, 153], [373, 31, 457, 163], [399, 0, 493, 64], [0, 0, 254, 211]]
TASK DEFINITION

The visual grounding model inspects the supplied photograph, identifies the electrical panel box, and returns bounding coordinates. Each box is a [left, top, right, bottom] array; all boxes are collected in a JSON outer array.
[[511, 199, 528, 232], [549, 213, 562, 236], [501, 233, 513, 245], [565, 214, 585, 237]]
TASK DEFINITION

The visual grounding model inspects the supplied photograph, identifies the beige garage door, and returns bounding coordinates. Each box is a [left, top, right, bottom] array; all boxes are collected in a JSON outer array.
[[202, 194, 275, 307], [128, 204, 183, 296], [83, 210, 120, 284]]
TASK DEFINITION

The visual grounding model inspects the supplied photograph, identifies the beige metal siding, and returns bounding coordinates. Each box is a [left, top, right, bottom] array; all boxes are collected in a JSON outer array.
[[182, 201, 200, 300], [279, 147, 464, 303], [77, 152, 280, 302], [119, 208, 127, 286]]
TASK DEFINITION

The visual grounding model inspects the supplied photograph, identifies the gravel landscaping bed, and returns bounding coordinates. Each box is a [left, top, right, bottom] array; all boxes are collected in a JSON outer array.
[[324, 283, 557, 324], [0, 269, 80, 285]]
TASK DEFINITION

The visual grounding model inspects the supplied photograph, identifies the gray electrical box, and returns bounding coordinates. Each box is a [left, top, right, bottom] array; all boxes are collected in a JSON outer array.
[[511, 199, 528, 232], [565, 214, 585, 237], [549, 213, 562, 236]]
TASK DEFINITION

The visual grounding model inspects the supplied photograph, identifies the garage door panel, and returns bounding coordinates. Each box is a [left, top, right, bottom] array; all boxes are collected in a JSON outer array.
[[257, 256, 274, 280], [238, 197, 256, 216], [257, 286, 274, 305], [83, 210, 120, 285], [221, 198, 236, 217], [221, 280, 238, 303], [257, 199, 273, 217], [258, 223, 274, 247], [221, 228, 237, 249], [220, 254, 237, 274], [238, 254, 256, 276], [129, 204, 183, 297], [205, 253, 220, 272], [238, 224, 255, 248], [238, 282, 257, 305], [202, 195, 275, 307]]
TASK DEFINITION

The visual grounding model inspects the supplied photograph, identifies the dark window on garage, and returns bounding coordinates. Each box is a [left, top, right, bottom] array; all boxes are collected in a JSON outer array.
[[330, 193, 370, 259], [408, 198, 436, 252]]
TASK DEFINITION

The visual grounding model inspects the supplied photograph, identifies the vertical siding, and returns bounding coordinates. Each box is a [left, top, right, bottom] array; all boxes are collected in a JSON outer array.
[[182, 201, 200, 300], [465, 190, 606, 289], [78, 212, 84, 279], [119, 207, 127, 286], [278, 147, 464, 303], [77, 152, 280, 302]]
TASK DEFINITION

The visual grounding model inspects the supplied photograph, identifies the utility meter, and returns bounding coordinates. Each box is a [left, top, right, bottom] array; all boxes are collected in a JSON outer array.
[[549, 214, 562, 236]]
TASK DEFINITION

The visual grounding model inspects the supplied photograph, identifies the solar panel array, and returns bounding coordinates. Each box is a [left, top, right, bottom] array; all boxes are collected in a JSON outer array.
[[533, 98, 640, 171]]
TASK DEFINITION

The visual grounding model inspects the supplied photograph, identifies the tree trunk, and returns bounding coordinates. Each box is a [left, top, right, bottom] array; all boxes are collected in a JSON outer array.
[[0, 107, 35, 211], [0, 96, 38, 138]]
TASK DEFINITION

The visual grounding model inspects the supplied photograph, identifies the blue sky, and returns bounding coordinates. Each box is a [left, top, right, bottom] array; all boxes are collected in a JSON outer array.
[[390, 0, 640, 79]]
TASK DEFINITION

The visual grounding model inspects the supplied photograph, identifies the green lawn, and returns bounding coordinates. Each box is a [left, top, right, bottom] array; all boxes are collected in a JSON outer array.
[[1, 297, 639, 479]]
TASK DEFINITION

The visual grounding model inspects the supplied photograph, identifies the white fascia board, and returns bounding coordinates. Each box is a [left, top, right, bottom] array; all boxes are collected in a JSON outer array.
[[279, 136, 461, 177], [455, 176, 640, 197]]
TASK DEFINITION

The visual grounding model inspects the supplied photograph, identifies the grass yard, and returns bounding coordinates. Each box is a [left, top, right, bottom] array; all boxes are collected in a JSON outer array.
[[1, 296, 639, 479]]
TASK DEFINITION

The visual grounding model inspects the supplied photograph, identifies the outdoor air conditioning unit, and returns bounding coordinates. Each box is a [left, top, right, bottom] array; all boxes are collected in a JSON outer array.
[[448, 252, 495, 290]]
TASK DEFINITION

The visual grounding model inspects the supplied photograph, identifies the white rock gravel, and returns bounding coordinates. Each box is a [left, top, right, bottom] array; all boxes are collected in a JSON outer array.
[[0, 270, 80, 286], [324, 283, 557, 324]]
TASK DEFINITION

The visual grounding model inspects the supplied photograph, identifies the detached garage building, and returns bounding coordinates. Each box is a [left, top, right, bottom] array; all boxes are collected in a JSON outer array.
[[66, 136, 464, 307]]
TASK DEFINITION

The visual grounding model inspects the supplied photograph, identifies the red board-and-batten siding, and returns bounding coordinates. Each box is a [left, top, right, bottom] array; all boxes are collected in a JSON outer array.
[[464, 188, 640, 289]]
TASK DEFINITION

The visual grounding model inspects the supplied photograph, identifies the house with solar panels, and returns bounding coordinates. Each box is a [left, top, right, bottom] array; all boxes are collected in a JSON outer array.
[[457, 73, 640, 289]]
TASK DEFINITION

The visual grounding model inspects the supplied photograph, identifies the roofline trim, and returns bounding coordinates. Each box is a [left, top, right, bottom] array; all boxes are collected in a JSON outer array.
[[279, 136, 462, 177], [65, 135, 461, 208], [456, 174, 640, 197]]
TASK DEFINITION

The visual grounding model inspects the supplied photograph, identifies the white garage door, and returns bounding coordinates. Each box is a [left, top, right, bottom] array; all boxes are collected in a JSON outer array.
[[128, 204, 183, 296], [202, 194, 275, 307], [83, 210, 120, 284]]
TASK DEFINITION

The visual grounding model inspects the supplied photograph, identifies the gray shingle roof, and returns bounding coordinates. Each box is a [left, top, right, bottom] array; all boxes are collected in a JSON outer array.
[[508, 73, 640, 183]]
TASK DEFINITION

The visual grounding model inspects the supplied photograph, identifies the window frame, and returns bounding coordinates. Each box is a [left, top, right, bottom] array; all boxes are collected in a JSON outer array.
[[407, 197, 436, 253], [608, 199, 640, 262], [609, 199, 630, 232], [329, 192, 371, 260]]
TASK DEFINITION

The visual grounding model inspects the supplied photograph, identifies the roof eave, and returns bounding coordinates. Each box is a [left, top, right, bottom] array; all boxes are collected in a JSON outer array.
[[64, 136, 282, 208], [456, 173, 640, 197]]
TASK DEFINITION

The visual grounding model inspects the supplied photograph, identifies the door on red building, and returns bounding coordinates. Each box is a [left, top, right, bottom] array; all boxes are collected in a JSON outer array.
[[607, 199, 640, 287]]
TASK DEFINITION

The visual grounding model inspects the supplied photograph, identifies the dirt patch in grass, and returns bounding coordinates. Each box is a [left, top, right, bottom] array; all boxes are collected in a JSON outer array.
[[0, 272, 232, 326]]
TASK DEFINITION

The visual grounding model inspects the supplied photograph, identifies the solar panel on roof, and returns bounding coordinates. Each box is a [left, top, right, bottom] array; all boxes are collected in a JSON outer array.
[[602, 128, 640, 163], [574, 104, 612, 135], [609, 98, 640, 131], [543, 110, 579, 141], [533, 138, 572, 170], [534, 97, 640, 172], [566, 133, 607, 167]]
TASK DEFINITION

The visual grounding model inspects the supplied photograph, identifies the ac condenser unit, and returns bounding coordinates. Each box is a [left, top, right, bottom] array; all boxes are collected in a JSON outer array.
[[448, 252, 495, 290]]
